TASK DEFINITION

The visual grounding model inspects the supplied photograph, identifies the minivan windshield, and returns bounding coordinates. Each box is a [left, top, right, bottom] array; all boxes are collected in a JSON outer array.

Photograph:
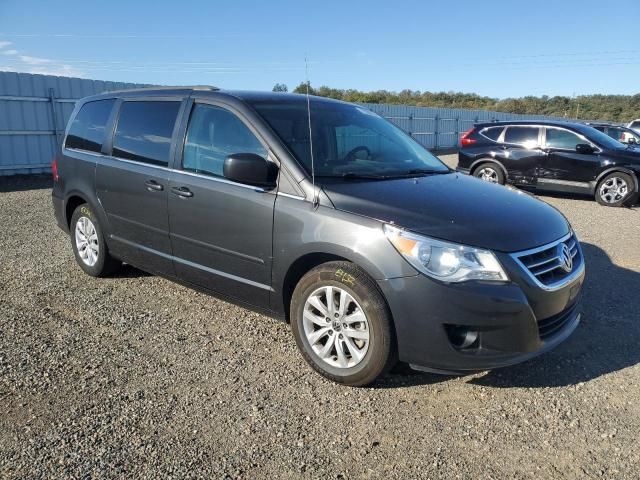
[[250, 98, 449, 179]]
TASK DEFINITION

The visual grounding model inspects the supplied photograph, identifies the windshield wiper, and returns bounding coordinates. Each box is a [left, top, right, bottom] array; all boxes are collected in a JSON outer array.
[[315, 172, 390, 180], [385, 168, 451, 178]]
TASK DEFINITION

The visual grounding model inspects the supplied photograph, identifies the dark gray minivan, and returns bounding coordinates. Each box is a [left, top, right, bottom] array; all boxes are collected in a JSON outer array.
[[52, 87, 585, 386]]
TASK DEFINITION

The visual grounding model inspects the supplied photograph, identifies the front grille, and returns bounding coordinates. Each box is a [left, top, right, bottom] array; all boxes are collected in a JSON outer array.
[[512, 232, 583, 289], [537, 302, 579, 340]]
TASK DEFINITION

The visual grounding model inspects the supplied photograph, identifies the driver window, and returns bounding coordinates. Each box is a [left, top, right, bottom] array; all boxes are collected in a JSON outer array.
[[183, 104, 267, 177], [545, 128, 583, 150]]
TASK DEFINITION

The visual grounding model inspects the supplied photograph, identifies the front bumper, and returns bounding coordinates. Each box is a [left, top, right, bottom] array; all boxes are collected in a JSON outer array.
[[377, 257, 584, 373]]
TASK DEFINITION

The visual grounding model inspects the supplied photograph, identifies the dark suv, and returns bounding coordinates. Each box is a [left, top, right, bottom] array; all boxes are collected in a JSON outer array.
[[458, 120, 640, 207], [52, 87, 584, 386]]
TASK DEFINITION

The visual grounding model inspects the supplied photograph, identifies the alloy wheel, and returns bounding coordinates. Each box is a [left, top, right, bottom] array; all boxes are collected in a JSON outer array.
[[75, 216, 100, 266], [478, 167, 499, 183], [302, 286, 370, 369], [599, 177, 628, 204]]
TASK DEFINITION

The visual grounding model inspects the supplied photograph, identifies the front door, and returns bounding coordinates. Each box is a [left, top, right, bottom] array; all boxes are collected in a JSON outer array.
[[538, 127, 601, 187], [96, 99, 183, 275], [168, 102, 277, 307]]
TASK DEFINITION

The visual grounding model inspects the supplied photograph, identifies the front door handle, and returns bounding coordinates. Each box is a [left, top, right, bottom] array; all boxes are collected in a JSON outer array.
[[171, 186, 194, 198], [145, 180, 164, 191]]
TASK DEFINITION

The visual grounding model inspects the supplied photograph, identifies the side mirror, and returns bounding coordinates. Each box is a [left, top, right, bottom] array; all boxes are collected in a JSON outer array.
[[627, 137, 637, 145], [223, 153, 278, 188], [576, 143, 596, 154]]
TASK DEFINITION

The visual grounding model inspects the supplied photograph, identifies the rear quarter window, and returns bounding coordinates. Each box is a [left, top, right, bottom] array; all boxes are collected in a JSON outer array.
[[480, 126, 504, 141], [65, 99, 116, 153]]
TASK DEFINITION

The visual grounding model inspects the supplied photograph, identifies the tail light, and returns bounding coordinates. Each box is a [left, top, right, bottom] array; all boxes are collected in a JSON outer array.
[[460, 128, 477, 147], [51, 157, 59, 182]]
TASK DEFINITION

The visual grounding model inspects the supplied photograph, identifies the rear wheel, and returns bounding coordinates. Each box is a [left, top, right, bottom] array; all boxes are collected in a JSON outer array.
[[595, 172, 636, 207], [70, 203, 121, 277], [473, 162, 505, 185], [290, 261, 396, 386]]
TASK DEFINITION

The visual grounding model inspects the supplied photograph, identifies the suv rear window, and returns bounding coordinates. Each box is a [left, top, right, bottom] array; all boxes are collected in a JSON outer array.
[[112, 101, 181, 166], [480, 126, 504, 141], [503, 126, 539, 147], [65, 99, 115, 153]]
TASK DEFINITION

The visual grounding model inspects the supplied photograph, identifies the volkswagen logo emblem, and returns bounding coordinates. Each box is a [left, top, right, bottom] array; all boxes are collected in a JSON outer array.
[[559, 243, 573, 273]]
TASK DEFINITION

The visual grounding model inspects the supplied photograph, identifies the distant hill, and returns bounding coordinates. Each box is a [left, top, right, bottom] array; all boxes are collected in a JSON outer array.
[[291, 83, 640, 123]]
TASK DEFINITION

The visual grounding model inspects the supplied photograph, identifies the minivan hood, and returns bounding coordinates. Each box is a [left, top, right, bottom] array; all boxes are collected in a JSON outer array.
[[322, 173, 569, 252]]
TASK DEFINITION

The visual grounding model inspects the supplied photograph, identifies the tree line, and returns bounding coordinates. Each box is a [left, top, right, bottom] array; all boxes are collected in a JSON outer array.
[[272, 83, 640, 123]]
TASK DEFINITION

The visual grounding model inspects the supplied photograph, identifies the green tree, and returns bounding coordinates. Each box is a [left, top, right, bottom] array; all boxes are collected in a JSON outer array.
[[272, 83, 288, 92]]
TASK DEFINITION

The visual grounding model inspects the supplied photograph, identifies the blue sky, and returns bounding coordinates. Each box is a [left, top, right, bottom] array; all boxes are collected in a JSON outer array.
[[0, 0, 638, 98]]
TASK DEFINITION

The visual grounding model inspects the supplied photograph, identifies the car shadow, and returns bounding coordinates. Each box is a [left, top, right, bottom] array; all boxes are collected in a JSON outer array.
[[375, 242, 640, 389], [111, 263, 152, 279], [0, 175, 52, 193]]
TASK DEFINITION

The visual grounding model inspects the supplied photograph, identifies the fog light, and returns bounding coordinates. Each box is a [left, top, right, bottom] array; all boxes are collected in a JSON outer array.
[[445, 325, 479, 350]]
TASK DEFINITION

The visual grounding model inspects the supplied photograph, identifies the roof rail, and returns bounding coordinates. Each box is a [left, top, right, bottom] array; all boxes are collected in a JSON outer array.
[[105, 85, 220, 94]]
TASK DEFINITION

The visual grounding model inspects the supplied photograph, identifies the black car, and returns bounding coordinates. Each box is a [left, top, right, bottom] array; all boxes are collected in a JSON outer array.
[[458, 120, 640, 207], [586, 122, 640, 146], [52, 88, 584, 386]]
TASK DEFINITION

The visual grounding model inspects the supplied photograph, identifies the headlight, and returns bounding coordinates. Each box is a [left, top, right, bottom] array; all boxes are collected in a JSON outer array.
[[383, 224, 509, 283]]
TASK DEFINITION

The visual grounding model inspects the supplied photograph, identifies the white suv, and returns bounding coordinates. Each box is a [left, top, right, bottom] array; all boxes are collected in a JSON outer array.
[[627, 119, 640, 134]]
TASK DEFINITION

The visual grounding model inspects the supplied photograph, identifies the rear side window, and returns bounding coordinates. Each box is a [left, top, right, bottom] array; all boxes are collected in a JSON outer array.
[[112, 101, 181, 166], [545, 128, 583, 150], [65, 99, 115, 153], [182, 104, 267, 177], [480, 126, 504, 141], [630, 121, 640, 129], [503, 127, 539, 147]]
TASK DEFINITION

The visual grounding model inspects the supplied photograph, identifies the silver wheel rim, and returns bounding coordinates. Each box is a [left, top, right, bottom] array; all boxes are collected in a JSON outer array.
[[477, 167, 499, 183], [75, 216, 99, 267], [599, 177, 628, 204], [302, 286, 370, 369]]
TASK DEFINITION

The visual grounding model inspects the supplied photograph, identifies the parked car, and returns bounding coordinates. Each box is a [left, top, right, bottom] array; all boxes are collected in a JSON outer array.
[[628, 119, 640, 134], [458, 120, 640, 207], [52, 88, 585, 386], [587, 122, 640, 146]]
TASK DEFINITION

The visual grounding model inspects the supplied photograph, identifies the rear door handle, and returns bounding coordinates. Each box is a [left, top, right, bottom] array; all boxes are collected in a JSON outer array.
[[145, 180, 164, 191], [171, 186, 194, 198]]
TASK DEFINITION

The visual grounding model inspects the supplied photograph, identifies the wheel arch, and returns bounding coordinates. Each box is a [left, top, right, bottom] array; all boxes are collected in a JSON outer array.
[[469, 158, 508, 178], [595, 167, 639, 192]]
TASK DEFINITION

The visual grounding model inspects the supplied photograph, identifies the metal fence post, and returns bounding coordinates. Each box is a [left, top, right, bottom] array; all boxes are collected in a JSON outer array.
[[433, 114, 439, 150], [455, 116, 460, 143], [49, 87, 61, 148]]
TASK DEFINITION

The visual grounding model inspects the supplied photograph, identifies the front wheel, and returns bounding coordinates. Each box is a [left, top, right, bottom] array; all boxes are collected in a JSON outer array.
[[70, 203, 121, 277], [473, 162, 505, 185], [290, 261, 396, 386], [595, 172, 637, 207]]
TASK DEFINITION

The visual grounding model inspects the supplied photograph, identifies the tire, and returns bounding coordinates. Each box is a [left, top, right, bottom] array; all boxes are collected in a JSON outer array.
[[473, 162, 505, 185], [70, 203, 121, 277], [595, 172, 637, 207], [290, 261, 396, 386]]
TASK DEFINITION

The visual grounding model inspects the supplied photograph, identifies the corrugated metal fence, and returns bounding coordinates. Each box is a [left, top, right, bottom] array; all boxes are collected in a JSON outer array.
[[1, 71, 583, 176], [360, 103, 575, 150], [0, 71, 146, 176]]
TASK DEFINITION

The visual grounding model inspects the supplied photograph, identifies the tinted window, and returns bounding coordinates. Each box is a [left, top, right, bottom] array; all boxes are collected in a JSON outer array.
[[481, 126, 504, 141], [113, 101, 181, 166], [545, 128, 583, 150], [183, 104, 267, 177], [65, 99, 115, 153], [503, 127, 539, 147], [630, 121, 640, 129]]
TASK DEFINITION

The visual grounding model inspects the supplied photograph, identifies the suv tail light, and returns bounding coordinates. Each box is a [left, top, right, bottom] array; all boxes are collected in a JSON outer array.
[[460, 128, 477, 146], [51, 157, 59, 182]]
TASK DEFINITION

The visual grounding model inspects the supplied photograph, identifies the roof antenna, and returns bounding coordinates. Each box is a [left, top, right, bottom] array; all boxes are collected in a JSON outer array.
[[305, 55, 319, 209]]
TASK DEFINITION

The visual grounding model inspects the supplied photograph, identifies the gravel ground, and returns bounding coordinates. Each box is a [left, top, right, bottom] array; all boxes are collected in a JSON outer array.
[[1, 157, 639, 479]]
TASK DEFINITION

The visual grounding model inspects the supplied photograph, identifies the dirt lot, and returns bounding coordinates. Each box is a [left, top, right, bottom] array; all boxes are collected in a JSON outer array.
[[1, 155, 639, 479]]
